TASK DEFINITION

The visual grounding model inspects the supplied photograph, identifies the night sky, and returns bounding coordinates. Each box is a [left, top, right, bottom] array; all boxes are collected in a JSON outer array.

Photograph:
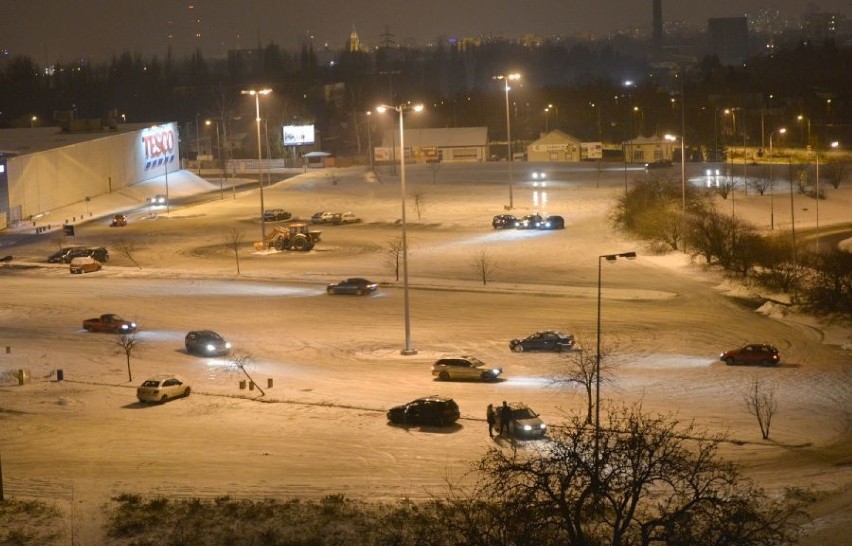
[[2, 0, 850, 63]]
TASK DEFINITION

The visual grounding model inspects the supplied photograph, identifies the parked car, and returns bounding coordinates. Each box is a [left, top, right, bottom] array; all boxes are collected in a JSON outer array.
[[110, 214, 128, 227], [509, 330, 575, 352], [137, 374, 191, 404], [495, 402, 547, 439], [720, 343, 780, 366], [185, 330, 232, 356], [82, 313, 137, 333], [331, 212, 361, 224], [387, 396, 460, 426], [263, 209, 292, 222], [84, 247, 109, 262], [516, 214, 543, 229], [311, 211, 336, 224], [327, 278, 377, 295], [492, 214, 517, 229], [432, 355, 502, 382], [147, 194, 168, 206], [538, 215, 565, 230], [47, 247, 87, 263], [645, 159, 673, 169], [69, 256, 102, 274]]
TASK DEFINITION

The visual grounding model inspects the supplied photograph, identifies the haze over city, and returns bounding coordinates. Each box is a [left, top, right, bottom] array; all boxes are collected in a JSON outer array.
[[2, 0, 850, 62]]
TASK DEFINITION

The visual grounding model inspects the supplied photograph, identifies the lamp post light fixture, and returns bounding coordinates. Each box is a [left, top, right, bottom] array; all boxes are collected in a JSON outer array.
[[241, 88, 272, 240], [796, 114, 811, 148], [768, 128, 786, 230], [205, 120, 224, 199], [594, 251, 637, 481], [494, 73, 521, 209], [376, 102, 424, 356]]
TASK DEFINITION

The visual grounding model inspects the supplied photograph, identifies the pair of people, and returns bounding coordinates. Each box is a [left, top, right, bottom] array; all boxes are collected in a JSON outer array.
[[487, 401, 512, 437]]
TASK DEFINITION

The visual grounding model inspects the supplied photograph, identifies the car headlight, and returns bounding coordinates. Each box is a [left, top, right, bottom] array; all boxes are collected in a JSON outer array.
[[523, 424, 532, 431], [492, 369, 501, 375], [225, 342, 232, 349], [206, 344, 216, 352]]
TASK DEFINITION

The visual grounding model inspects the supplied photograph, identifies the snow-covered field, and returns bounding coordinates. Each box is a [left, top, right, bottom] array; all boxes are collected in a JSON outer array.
[[1, 162, 850, 544]]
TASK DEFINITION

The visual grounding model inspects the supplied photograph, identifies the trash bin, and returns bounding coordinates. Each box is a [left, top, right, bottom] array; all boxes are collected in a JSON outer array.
[[267, 378, 273, 388], [56, 369, 64, 381], [239, 380, 246, 390], [249, 381, 255, 391]]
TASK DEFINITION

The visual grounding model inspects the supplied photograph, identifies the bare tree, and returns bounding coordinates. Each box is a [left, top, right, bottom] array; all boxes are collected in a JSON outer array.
[[113, 334, 140, 382], [229, 352, 266, 396], [427, 161, 441, 184], [226, 228, 244, 275], [713, 178, 736, 199], [549, 336, 612, 425], [471, 248, 497, 286], [413, 192, 426, 220], [744, 377, 778, 440], [747, 176, 770, 195], [114, 239, 142, 269], [822, 159, 849, 189], [474, 403, 805, 545], [383, 237, 403, 281]]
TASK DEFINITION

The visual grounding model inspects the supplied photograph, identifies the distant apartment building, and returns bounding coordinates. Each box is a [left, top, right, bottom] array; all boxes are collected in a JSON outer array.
[[708, 17, 749, 65], [802, 13, 846, 42]]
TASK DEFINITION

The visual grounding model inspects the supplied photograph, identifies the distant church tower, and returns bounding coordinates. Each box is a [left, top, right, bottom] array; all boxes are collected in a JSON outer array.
[[652, 0, 663, 49], [348, 25, 361, 52]]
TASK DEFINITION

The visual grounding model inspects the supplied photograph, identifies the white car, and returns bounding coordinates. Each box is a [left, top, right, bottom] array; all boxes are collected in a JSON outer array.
[[332, 212, 361, 224], [432, 355, 502, 382], [137, 374, 191, 404], [311, 211, 335, 224]]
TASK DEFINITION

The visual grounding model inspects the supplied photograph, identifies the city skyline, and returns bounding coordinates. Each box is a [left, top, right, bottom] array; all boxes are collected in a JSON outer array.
[[2, 0, 850, 64]]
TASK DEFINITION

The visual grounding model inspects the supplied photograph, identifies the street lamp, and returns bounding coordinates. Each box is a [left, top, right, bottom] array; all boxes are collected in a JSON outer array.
[[494, 73, 521, 209], [768, 127, 786, 230], [797, 114, 811, 148], [595, 251, 636, 481], [376, 102, 424, 356], [30, 115, 37, 128], [544, 103, 557, 133], [241, 88, 272, 241], [206, 119, 224, 199], [813, 140, 839, 252]]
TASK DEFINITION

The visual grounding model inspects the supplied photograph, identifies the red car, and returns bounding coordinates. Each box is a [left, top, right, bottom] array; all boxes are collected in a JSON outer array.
[[720, 343, 780, 366], [83, 314, 137, 334]]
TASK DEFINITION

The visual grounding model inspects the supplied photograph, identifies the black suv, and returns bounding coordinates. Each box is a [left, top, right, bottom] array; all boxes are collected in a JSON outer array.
[[48, 247, 87, 263], [516, 214, 543, 229], [387, 396, 460, 426], [48, 246, 109, 263]]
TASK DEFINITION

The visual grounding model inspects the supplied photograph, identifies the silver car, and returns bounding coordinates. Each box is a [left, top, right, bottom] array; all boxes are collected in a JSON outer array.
[[431, 355, 502, 382], [137, 374, 191, 404]]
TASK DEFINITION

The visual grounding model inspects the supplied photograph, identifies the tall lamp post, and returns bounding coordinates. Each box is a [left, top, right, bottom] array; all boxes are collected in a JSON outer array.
[[494, 73, 520, 209], [377, 102, 423, 356], [595, 251, 637, 480], [205, 120, 224, 199], [768, 128, 786, 230], [241, 88, 272, 241]]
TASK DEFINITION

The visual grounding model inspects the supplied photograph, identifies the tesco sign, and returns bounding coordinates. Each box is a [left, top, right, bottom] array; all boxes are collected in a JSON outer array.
[[141, 123, 178, 171]]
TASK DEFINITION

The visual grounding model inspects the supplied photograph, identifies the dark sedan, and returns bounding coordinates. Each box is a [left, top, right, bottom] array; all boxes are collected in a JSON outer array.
[[509, 330, 575, 352], [492, 214, 517, 229], [327, 278, 378, 295], [185, 330, 232, 356], [538, 215, 564, 230], [387, 396, 460, 427]]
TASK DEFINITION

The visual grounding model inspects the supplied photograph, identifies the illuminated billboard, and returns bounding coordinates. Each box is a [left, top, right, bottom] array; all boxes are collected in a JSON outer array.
[[283, 125, 315, 146]]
